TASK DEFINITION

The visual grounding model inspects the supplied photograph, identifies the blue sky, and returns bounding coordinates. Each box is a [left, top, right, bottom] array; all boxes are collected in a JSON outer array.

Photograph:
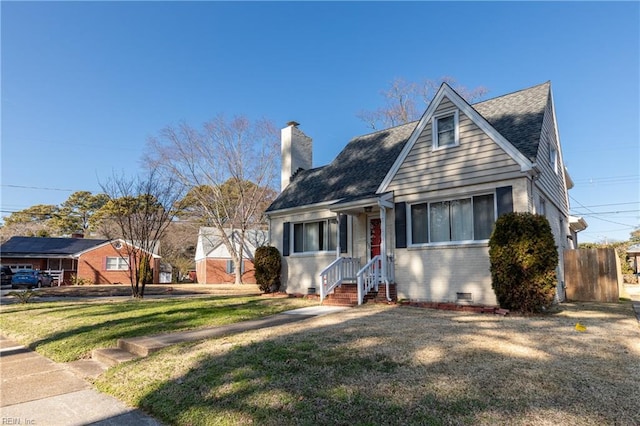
[[1, 1, 638, 243]]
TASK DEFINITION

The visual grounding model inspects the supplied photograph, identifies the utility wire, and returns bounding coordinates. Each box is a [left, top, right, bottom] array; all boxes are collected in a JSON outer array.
[[569, 195, 637, 228]]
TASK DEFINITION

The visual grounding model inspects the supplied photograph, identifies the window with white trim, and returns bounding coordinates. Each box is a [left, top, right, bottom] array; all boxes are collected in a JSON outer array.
[[410, 194, 495, 244], [226, 260, 245, 274], [293, 219, 338, 253], [433, 110, 459, 149], [106, 256, 129, 270], [549, 147, 558, 174], [539, 197, 547, 217]]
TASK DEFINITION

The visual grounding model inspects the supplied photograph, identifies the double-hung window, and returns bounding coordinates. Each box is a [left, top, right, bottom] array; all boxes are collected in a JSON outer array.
[[293, 219, 338, 253], [226, 260, 245, 274], [106, 256, 129, 270], [410, 194, 495, 244], [433, 110, 459, 149], [549, 147, 558, 174]]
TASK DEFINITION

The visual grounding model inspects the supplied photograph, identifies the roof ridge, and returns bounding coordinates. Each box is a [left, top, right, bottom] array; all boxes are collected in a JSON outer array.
[[472, 81, 550, 106], [352, 120, 418, 139]]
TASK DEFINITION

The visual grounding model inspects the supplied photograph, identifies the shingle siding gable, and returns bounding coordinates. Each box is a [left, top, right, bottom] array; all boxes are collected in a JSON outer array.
[[386, 97, 522, 196]]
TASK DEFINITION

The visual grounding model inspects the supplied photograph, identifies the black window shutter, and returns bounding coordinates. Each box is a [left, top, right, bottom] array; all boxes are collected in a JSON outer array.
[[339, 215, 348, 253], [395, 202, 407, 248], [282, 222, 290, 256], [496, 186, 513, 217]]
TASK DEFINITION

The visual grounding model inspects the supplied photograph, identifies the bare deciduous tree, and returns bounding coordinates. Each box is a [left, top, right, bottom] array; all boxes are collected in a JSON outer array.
[[357, 76, 489, 130], [145, 115, 279, 285], [99, 170, 183, 298]]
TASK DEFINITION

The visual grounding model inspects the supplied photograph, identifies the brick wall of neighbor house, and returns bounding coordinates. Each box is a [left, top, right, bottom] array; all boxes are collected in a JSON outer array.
[[196, 258, 257, 284], [0, 258, 46, 271], [77, 243, 160, 285]]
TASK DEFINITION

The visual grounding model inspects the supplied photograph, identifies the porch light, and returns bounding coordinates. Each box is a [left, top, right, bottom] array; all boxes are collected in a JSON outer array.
[[364, 206, 373, 213]]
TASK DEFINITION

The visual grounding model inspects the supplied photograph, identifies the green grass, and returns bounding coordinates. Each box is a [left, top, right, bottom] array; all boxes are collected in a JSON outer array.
[[0, 296, 317, 362], [3, 297, 639, 425], [94, 302, 640, 426]]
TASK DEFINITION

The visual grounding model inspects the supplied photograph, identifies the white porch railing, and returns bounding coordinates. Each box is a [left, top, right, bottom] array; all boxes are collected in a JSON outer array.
[[356, 255, 382, 306], [319, 257, 360, 302], [46, 270, 64, 286]]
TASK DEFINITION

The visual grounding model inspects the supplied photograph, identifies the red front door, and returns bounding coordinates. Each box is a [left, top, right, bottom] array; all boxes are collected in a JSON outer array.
[[370, 218, 381, 259]]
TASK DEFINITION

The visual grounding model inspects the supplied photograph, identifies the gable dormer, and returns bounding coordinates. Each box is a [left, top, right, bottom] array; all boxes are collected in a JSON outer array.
[[379, 84, 535, 196]]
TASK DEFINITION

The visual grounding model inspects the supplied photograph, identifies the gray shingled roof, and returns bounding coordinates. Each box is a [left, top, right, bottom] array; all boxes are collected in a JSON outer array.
[[267, 82, 550, 213], [0, 236, 109, 257], [267, 121, 416, 212], [472, 81, 549, 161]]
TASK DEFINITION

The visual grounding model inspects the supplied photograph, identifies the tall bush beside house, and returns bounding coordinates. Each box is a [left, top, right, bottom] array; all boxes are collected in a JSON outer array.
[[489, 212, 558, 314], [254, 246, 281, 293]]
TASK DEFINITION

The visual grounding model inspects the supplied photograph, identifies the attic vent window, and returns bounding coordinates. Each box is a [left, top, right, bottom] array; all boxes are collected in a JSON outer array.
[[433, 110, 459, 149]]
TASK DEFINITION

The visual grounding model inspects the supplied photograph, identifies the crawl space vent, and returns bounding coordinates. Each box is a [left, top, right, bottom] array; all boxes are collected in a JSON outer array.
[[456, 292, 473, 301]]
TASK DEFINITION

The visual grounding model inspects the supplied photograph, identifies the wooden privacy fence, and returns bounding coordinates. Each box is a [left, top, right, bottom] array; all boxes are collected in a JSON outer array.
[[564, 248, 621, 302]]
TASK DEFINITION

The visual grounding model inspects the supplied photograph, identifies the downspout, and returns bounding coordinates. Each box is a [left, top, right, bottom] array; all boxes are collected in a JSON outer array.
[[379, 203, 392, 302], [336, 212, 341, 260]]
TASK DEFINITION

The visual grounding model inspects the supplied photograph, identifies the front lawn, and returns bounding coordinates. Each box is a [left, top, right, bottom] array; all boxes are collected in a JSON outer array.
[[0, 295, 317, 362], [96, 302, 640, 425]]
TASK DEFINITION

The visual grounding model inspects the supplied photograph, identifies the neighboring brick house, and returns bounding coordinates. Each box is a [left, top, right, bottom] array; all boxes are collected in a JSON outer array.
[[265, 81, 587, 306], [0, 236, 160, 285], [195, 228, 267, 284]]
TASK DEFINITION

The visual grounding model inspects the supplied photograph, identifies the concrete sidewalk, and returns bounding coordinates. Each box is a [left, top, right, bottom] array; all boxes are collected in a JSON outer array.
[[0, 336, 161, 425], [0, 305, 349, 425]]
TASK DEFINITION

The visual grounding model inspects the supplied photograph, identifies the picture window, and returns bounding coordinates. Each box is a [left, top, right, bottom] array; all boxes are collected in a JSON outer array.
[[410, 194, 495, 244]]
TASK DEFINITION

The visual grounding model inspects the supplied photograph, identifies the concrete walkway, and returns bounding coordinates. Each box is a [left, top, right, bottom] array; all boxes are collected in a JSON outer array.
[[0, 336, 161, 425], [0, 305, 349, 425]]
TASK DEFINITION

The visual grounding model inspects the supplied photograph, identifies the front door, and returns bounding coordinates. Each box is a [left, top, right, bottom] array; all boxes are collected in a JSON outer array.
[[369, 217, 381, 260]]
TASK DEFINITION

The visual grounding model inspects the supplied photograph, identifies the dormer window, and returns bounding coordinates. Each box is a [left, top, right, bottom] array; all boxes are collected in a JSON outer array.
[[433, 110, 459, 150]]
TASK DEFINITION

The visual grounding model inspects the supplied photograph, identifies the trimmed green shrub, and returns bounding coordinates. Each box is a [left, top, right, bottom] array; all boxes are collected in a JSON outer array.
[[254, 246, 282, 293], [489, 212, 558, 314]]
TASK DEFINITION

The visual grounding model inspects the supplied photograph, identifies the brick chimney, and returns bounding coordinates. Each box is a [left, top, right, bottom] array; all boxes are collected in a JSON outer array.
[[281, 121, 312, 191]]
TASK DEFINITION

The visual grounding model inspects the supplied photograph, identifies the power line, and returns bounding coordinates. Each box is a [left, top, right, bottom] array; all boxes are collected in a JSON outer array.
[[574, 201, 639, 208], [572, 209, 640, 215], [572, 175, 639, 186], [1, 184, 102, 193], [569, 195, 638, 229]]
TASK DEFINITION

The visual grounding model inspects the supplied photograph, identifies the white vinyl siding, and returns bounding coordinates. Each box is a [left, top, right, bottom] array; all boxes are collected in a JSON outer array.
[[535, 98, 570, 215], [387, 99, 522, 196], [106, 256, 128, 270]]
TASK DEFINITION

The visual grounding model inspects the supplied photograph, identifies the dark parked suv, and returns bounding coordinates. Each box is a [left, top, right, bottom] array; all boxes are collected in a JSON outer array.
[[1, 266, 14, 286]]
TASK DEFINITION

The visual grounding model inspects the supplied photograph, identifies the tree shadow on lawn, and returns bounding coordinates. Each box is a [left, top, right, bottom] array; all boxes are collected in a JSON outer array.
[[100, 303, 640, 425], [5, 298, 301, 361]]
